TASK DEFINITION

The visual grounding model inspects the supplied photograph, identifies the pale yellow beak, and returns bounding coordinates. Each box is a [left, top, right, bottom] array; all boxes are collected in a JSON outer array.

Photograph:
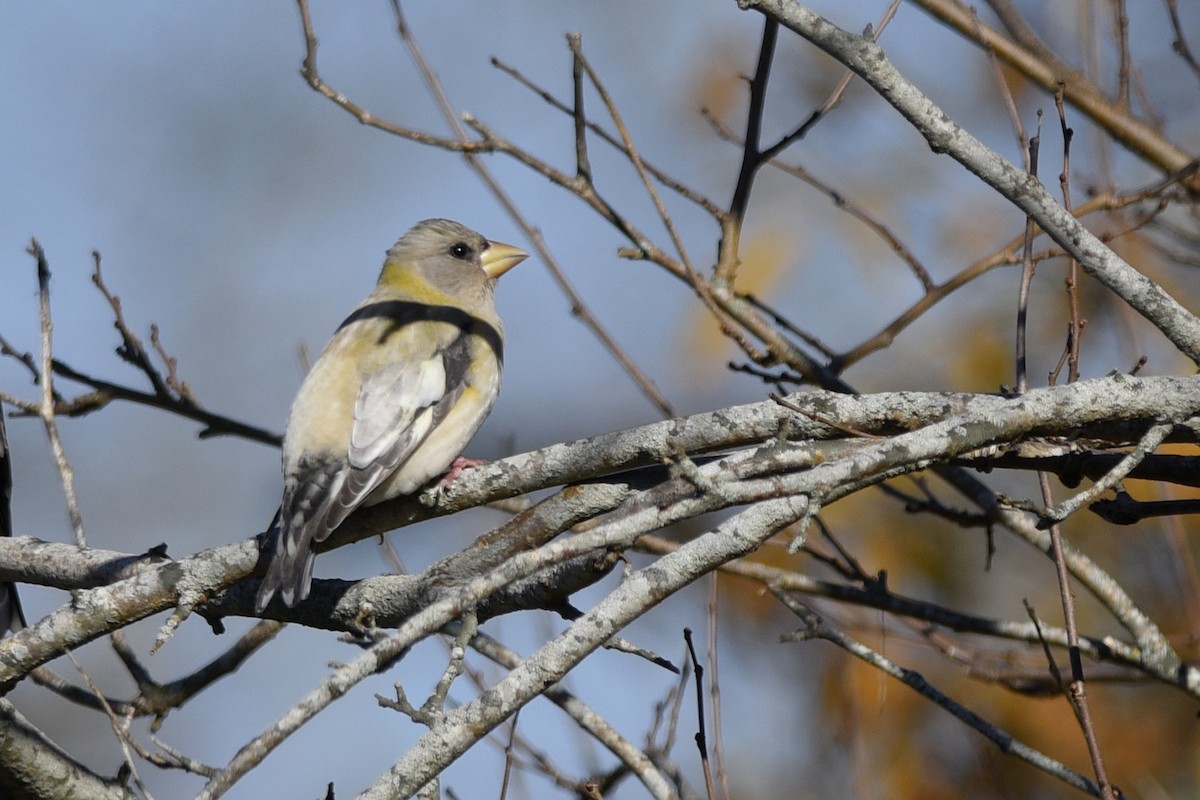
[[481, 240, 529, 279]]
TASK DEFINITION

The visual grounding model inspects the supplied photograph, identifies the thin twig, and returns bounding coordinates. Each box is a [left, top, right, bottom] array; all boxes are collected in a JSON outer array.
[[466, 628, 679, 800], [913, 0, 1197, 186], [682, 629, 717, 800], [720, 16, 779, 280], [1037, 469, 1117, 800], [1091, 494, 1200, 524], [294, 0, 489, 153], [28, 240, 85, 545], [571, 41, 591, 183], [499, 709, 518, 800], [489, 56, 724, 217], [974, 6, 1028, 160], [568, 35, 694, 277], [739, 293, 837, 358], [704, 580, 730, 800], [774, 594, 1103, 796], [706, 111, 933, 292], [1165, 0, 1200, 84], [64, 649, 156, 799], [61, 359, 278, 444], [718, 1, 901, 284], [149, 324, 196, 404], [4, 294, 277, 444], [1052, 88, 1083, 385], [148, 735, 221, 778], [1043, 421, 1172, 524], [566, 33, 767, 368], [769, 0, 902, 166], [386, 1, 677, 417], [1113, 0, 1131, 109], [1015, 112, 1041, 394], [636, 534, 1154, 679]]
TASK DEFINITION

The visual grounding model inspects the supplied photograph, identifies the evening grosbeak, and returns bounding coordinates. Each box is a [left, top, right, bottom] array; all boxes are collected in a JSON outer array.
[[255, 219, 528, 611]]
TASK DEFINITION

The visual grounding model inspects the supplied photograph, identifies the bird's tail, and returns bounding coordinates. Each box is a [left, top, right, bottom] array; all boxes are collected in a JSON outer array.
[[254, 507, 317, 612]]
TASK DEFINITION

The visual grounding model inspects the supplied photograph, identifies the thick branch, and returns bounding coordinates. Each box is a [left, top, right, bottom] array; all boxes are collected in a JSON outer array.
[[1, 375, 1196, 686], [910, 0, 1197, 181], [0, 699, 132, 799]]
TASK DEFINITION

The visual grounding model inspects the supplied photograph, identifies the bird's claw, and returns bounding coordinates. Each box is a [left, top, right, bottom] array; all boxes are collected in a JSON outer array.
[[439, 456, 488, 488]]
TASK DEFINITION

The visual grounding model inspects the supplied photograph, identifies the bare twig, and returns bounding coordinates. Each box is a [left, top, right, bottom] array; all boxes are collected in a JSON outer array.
[[682, 628, 717, 800], [749, 1, 1200, 363], [774, 595, 1103, 796], [294, 0, 488, 153], [63, 648, 156, 798], [1043, 421, 1173, 524], [385, 1, 677, 417], [720, 16, 778, 279], [1090, 493, 1200, 524], [1051, 88, 1083, 385], [467, 628, 679, 800], [568, 36, 695, 277], [28, 240, 85, 545], [39, 359, 279, 445], [637, 532, 1165, 690], [1037, 467, 1117, 799], [718, 1, 902, 284], [0, 251, 281, 445], [149, 324, 196, 405], [1112, 0, 1131, 109], [705, 112, 933, 292], [1015, 112, 1041, 394], [1165, 0, 1200, 84], [705, 577, 730, 800], [912, 0, 1197, 186], [489, 56, 724, 217], [91, 252, 176, 400], [973, 5, 1028, 160]]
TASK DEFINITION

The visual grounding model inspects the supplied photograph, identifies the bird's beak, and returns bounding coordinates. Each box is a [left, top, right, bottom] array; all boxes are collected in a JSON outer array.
[[481, 240, 529, 279]]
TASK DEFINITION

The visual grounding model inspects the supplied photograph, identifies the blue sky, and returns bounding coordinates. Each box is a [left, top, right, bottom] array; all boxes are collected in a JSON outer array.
[[1, 3, 789, 797], [4, 1, 1199, 797]]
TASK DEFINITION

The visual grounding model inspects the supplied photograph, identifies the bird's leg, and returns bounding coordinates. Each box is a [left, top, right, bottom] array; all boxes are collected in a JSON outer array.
[[439, 456, 488, 487]]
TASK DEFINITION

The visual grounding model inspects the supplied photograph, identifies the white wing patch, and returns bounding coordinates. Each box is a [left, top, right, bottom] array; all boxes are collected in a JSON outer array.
[[349, 354, 447, 469]]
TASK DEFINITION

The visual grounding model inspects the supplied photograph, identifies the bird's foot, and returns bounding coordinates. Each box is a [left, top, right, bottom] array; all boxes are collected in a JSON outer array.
[[440, 456, 488, 487], [421, 457, 490, 506]]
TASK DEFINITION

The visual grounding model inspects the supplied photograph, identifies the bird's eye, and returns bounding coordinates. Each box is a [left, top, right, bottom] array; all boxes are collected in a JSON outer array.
[[448, 242, 473, 260]]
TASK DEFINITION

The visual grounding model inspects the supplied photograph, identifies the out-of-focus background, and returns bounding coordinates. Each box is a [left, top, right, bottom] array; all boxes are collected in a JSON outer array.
[[3, 1, 1199, 797]]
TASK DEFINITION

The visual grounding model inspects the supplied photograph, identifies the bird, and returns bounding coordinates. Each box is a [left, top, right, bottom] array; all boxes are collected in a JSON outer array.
[[255, 219, 528, 612]]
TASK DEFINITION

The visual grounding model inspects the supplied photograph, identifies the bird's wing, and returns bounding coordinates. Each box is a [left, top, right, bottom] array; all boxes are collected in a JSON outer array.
[[260, 316, 477, 608], [341, 330, 470, 503]]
